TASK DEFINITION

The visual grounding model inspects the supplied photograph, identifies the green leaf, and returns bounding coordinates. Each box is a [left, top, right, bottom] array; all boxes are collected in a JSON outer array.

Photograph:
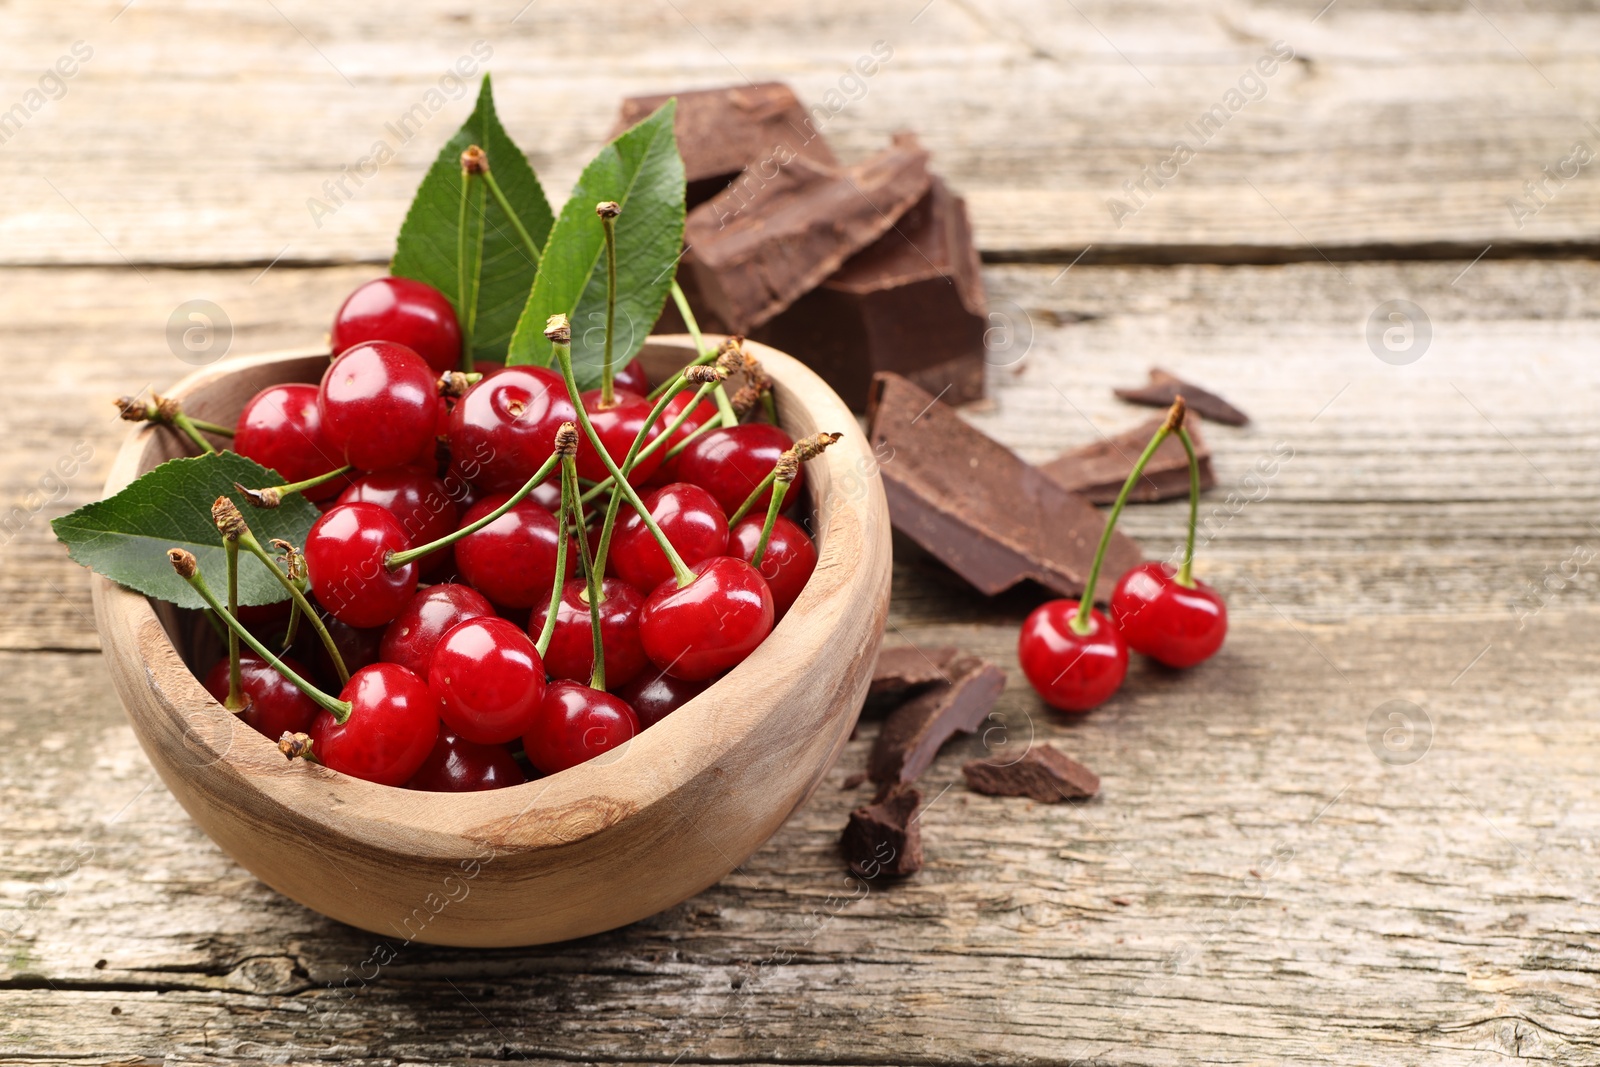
[[392, 73, 555, 366], [50, 452, 323, 611], [506, 100, 685, 388]]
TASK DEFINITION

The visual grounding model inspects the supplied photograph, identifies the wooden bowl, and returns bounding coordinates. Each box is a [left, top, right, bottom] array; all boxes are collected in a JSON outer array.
[[91, 337, 890, 947]]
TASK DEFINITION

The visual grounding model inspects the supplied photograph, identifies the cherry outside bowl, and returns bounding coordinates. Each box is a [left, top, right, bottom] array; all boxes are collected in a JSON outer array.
[[91, 337, 891, 947]]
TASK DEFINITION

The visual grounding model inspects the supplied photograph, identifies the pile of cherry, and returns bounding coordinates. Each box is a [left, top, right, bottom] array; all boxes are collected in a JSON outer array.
[[187, 276, 833, 791]]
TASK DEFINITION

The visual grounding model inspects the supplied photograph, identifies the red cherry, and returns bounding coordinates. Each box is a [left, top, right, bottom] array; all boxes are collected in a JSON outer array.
[[203, 653, 319, 740], [1110, 561, 1228, 668], [669, 424, 803, 517], [607, 483, 729, 592], [614, 670, 708, 729], [638, 557, 774, 681], [319, 341, 440, 471], [405, 730, 526, 791], [306, 612, 386, 687], [337, 466, 459, 576], [529, 578, 648, 688], [428, 617, 547, 744], [1017, 600, 1128, 712], [613, 358, 649, 395], [728, 514, 816, 620], [379, 583, 495, 678], [650, 392, 720, 484], [576, 389, 664, 484], [524, 679, 639, 774], [309, 663, 442, 786], [447, 367, 575, 493], [331, 276, 463, 375], [233, 383, 349, 501], [452, 495, 572, 609], [303, 502, 419, 628]]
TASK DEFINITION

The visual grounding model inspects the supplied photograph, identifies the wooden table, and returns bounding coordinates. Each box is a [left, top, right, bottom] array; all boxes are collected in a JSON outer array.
[[4, 2, 1598, 1062]]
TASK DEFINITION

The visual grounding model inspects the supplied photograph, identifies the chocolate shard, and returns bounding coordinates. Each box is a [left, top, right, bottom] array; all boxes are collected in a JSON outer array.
[[1041, 415, 1216, 505], [962, 744, 1100, 803], [612, 82, 838, 209], [866, 372, 1145, 599], [752, 178, 987, 412], [841, 785, 923, 878], [679, 133, 932, 334], [1115, 368, 1249, 427], [868, 656, 1006, 785], [869, 644, 962, 700]]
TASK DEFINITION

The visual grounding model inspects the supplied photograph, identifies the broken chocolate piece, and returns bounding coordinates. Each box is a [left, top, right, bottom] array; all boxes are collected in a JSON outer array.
[[866, 373, 1144, 599], [962, 744, 1100, 802], [1041, 415, 1216, 505], [868, 656, 1005, 785], [841, 785, 923, 878], [753, 178, 987, 412], [613, 82, 838, 209], [678, 133, 932, 334], [869, 643, 962, 700], [1115, 368, 1249, 427]]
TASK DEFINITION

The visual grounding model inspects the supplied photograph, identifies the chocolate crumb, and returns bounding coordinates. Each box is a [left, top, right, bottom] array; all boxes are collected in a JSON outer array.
[[868, 656, 1006, 785], [1114, 368, 1249, 427], [841, 785, 923, 878], [962, 744, 1100, 802]]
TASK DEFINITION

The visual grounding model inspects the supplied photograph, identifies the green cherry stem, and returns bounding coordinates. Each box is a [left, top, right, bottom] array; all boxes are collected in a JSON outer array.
[[186, 418, 235, 437], [239, 529, 348, 686], [580, 379, 720, 505], [548, 316, 697, 588], [385, 450, 562, 570], [660, 412, 727, 463], [565, 454, 608, 691], [1071, 398, 1187, 635], [172, 413, 217, 454], [533, 439, 578, 660], [222, 538, 245, 712], [1175, 426, 1201, 589], [168, 549, 352, 723], [455, 163, 477, 373], [670, 281, 711, 357], [597, 202, 620, 407], [749, 477, 790, 570], [234, 466, 353, 509], [481, 166, 542, 268]]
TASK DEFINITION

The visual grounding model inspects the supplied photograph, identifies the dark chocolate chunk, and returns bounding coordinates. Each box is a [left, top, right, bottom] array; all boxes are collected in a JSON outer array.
[[1041, 415, 1216, 505], [612, 82, 838, 209], [868, 656, 1006, 785], [869, 643, 962, 700], [866, 373, 1145, 599], [962, 744, 1100, 802], [752, 178, 987, 412], [1115, 368, 1249, 427], [678, 133, 932, 334], [841, 785, 923, 878]]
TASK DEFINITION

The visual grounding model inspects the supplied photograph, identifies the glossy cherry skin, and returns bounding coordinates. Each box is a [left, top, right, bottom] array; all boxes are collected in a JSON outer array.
[[447, 366, 575, 493], [639, 556, 774, 681], [1017, 600, 1128, 713], [607, 482, 729, 592], [337, 466, 459, 575], [650, 392, 721, 484], [615, 670, 709, 729], [379, 583, 495, 678], [452, 495, 572, 609], [729, 514, 816, 621], [405, 730, 526, 791], [303, 502, 419, 628], [428, 616, 547, 744], [1110, 561, 1228, 668], [309, 663, 442, 786], [203, 653, 319, 741], [331, 276, 463, 375], [524, 679, 639, 775], [576, 388, 664, 485], [613, 358, 649, 396], [670, 424, 802, 518], [306, 613, 386, 688], [529, 578, 648, 688], [318, 341, 439, 471], [233, 383, 349, 501]]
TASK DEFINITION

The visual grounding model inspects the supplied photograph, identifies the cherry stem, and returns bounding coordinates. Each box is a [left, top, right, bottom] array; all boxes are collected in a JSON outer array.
[[456, 167, 476, 372], [175, 561, 351, 723], [1176, 426, 1200, 589], [533, 459, 574, 660], [750, 478, 789, 570], [236, 465, 353, 508], [1071, 399, 1185, 635], [660, 412, 726, 463], [481, 168, 542, 268], [384, 451, 561, 569], [599, 210, 618, 408], [238, 530, 349, 685], [186, 418, 235, 437], [670, 280, 711, 358], [553, 336, 696, 588], [564, 453, 598, 584], [223, 539, 245, 712], [172, 413, 217, 454], [580, 380, 718, 505], [728, 468, 780, 527], [589, 375, 701, 575], [282, 597, 301, 651], [712, 381, 738, 425], [566, 455, 607, 691]]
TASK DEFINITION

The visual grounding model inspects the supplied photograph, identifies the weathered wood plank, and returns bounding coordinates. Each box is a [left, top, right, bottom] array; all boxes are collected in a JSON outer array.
[[4, 1, 1600, 264]]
